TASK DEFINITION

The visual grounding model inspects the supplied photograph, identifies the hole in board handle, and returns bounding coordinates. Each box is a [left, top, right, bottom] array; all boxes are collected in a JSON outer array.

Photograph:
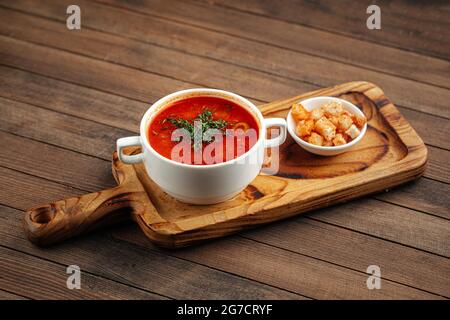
[[29, 205, 56, 224]]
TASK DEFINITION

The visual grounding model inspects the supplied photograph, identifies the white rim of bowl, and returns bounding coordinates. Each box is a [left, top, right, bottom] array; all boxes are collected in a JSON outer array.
[[139, 88, 265, 169]]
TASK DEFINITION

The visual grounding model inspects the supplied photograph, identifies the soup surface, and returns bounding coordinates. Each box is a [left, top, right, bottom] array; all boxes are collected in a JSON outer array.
[[148, 96, 259, 165]]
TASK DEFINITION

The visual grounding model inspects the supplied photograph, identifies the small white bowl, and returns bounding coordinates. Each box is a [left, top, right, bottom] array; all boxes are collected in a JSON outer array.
[[286, 96, 367, 156]]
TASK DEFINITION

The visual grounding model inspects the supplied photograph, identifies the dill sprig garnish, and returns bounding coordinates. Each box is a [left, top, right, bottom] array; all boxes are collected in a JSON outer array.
[[166, 109, 228, 147]]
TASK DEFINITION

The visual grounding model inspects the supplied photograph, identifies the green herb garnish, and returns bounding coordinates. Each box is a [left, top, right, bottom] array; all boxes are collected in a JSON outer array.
[[166, 109, 228, 149], [166, 118, 194, 137]]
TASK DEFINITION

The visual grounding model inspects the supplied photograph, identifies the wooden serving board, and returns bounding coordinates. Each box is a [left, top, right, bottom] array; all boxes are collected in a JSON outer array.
[[24, 82, 427, 248]]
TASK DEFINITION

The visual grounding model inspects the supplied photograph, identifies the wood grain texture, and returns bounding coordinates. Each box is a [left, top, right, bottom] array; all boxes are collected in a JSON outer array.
[[0, 96, 134, 161], [24, 184, 137, 246], [0, 7, 305, 104], [1, 205, 302, 299], [203, 0, 450, 60], [240, 218, 450, 297], [0, 246, 165, 299], [0, 289, 28, 300], [23, 82, 428, 248], [398, 108, 450, 150], [0, 131, 116, 192], [427, 147, 450, 184], [374, 178, 450, 220], [0, 0, 447, 300], [1, 2, 450, 118], [303, 198, 450, 257], [116, 228, 443, 299], [4, 0, 449, 89], [0, 36, 193, 105], [94, 0, 450, 88], [1, 197, 444, 300]]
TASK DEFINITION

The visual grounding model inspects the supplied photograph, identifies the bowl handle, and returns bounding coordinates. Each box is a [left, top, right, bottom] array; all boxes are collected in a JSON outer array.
[[117, 136, 143, 164], [263, 118, 287, 148]]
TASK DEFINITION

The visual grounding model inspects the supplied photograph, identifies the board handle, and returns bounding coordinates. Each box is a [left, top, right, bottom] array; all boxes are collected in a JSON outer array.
[[24, 186, 142, 246]]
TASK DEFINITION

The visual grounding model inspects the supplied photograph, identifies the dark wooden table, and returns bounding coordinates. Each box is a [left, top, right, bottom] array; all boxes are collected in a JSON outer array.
[[0, 0, 449, 300]]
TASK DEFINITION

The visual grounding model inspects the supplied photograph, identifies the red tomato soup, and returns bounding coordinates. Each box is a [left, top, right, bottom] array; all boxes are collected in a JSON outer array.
[[148, 96, 259, 165]]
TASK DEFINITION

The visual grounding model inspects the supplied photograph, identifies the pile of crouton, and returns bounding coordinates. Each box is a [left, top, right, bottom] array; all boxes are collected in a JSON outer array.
[[292, 101, 366, 146]]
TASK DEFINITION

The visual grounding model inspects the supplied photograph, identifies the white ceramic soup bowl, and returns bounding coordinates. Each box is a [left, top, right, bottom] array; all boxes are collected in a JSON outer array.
[[117, 88, 287, 204], [286, 96, 367, 156]]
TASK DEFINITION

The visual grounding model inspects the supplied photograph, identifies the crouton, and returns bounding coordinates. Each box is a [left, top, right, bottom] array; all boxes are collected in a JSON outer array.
[[332, 133, 347, 146], [291, 102, 309, 122], [322, 101, 343, 117], [296, 119, 314, 137], [337, 113, 353, 132], [328, 116, 340, 127], [310, 108, 324, 120], [308, 132, 324, 146], [315, 117, 336, 141], [345, 124, 361, 139]]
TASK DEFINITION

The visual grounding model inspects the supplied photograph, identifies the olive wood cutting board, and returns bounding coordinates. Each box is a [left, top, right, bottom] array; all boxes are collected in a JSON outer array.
[[24, 81, 428, 248]]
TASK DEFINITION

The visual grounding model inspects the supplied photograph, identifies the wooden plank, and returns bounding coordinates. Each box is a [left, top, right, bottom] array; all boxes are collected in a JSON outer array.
[[0, 6, 314, 104], [0, 96, 134, 161], [241, 218, 450, 298], [2, 66, 448, 152], [0, 66, 145, 132], [97, 0, 450, 90], [94, 0, 449, 88], [1, 2, 449, 118], [58, 140, 444, 256], [374, 178, 450, 220], [427, 147, 450, 184], [115, 227, 444, 299], [306, 198, 450, 257], [0, 132, 115, 192], [0, 203, 441, 299], [5, 0, 449, 88], [0, 10, 312, 104], [398, 108, 450, 150], [1, 132, 449, 297], [0, 246, 165, 299], [0, 289, 28, 300], [203, 0, 450, 60], [0, 202, 299, 300], [0, 167, 85, 209], [0, 36, 193, 104]]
